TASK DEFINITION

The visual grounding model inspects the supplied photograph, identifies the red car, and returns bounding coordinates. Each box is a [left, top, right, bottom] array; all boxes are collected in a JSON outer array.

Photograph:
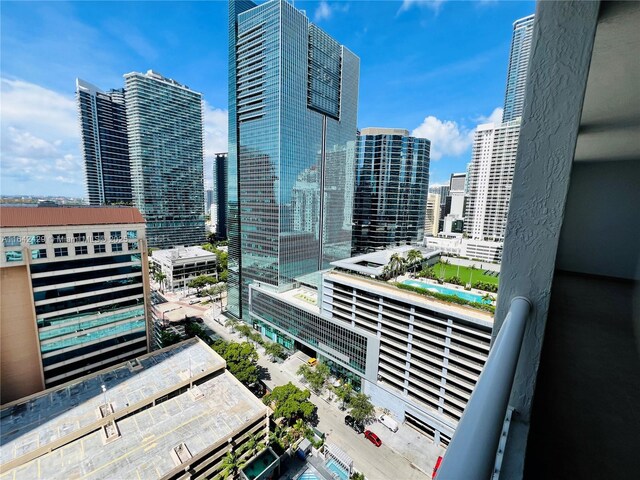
[[364, 430, 382, 447]]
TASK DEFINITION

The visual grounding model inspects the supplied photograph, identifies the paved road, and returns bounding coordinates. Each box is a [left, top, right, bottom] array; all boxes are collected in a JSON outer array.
[[198, 309, 429, 480]]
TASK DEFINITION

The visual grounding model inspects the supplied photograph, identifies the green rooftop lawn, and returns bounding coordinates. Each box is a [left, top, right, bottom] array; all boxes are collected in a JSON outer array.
[[430, 262, 499, 286]]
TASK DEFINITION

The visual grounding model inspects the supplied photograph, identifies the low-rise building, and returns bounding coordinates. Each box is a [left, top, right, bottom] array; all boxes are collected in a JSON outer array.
[[424, 236, 503, 263], [150, 246, 217, 292], [0, 338, 270, 479], [0, 207, 151, 403]]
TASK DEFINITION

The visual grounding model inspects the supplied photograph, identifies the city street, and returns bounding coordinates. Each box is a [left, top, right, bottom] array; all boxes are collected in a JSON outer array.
[[195, 303, 432, 480]]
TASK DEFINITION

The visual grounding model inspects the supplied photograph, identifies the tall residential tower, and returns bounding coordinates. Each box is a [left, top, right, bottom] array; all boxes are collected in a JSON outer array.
[[352, 128, 431, 254], [125, 70, 206, 249], [502, 14, 535, 123], [76, 79, 132, 205], [228, 0, 359, 319]]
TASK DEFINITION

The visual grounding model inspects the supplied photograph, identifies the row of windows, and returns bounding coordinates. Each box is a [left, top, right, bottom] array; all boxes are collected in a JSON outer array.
[[2, 230, 138, 247], [5, 242, 139, 262]]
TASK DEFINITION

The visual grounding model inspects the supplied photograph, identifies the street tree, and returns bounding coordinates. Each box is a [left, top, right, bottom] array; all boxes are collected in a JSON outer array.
[[187, 275, 217, 295], [334, 382, 353, 410], [225, 317, 240, 333], [264, 342, 285, 362], [211, 340, 259, 385], [348, 392, 375, 425], [262, 382, 315, 425]]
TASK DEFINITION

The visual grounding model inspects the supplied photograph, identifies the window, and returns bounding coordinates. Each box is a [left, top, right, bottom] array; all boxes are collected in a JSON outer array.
[[31, 249, 47, 260], [3, 236, 21, 247], [75, 246, 88, 255], [112, 243, 123, 252], [127, 230, 137, 239], [5, 250, 23, 262], [73, 233, 87, 242], [128, 242, 139, 251], [53, 234, 67, 244], [93, 232, 105, 242], [28, 235, 46, 245], [94, 244, 106, 254], [54, 247, 68, 257], [110, 231, 122, 240]]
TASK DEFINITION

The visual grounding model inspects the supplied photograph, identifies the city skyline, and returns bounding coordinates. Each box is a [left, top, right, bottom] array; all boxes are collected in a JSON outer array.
[[1, 0, 535, 197]]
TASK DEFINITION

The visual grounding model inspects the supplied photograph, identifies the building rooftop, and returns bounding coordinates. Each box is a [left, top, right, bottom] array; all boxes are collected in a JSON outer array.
[[324, 270, 494, 326], [360, 127, 410, 136], [0, 339, 269, 479], [0, 207, 145, 228], [331, 245, 440, 277], [151, 246, 217, 262]]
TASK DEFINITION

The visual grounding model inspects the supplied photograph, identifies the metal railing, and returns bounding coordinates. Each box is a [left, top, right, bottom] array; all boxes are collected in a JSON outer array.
[[436, 296, 531, 480]]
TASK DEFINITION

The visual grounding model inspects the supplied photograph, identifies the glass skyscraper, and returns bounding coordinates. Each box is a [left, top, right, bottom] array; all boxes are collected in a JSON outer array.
[[228, 0, 359, 319], [124, 70, 206, 249], [352, 128, 431, 254], [76, 79, 132, 206], [502, 14, 535, 123], [213, 152, 228, 240]]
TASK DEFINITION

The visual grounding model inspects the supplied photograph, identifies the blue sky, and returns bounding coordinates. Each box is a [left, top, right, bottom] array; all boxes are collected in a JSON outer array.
[[0, 0, 535, 197]]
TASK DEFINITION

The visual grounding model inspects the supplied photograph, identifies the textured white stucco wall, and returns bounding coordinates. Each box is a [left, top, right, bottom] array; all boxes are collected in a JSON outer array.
[[493, 1, 601, 477]]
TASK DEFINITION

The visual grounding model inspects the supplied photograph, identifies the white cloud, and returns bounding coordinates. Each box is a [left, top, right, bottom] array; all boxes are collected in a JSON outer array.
[[412, 116, 474, 160], [203, 101, 228, 158], [398, 0, 447, 14], [314, 1, 333, 22], [476, 107, 503, 125], [1, 77, 84, 195]]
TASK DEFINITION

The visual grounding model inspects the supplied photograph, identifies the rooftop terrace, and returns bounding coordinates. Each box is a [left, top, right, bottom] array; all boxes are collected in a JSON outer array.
[[0, 339, 269, 479]]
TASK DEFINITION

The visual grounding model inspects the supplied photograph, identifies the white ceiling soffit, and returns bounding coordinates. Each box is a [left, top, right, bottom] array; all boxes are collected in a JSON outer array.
[[574, 1, 640, 163]]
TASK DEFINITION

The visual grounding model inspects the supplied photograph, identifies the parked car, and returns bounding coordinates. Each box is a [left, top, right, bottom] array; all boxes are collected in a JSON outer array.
[[307, 357, 317, 366], [432, 456, 443, 479], [344, 415, 364, 434], [364, 430, 382, 447], [378, 414, 399, 433]]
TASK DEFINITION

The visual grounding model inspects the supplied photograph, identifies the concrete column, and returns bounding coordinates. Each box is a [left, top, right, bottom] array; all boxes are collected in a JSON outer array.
[[493, 1, 600, 478]]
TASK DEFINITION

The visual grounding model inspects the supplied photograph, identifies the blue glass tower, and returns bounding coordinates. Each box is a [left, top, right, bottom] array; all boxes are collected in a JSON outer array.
[[502, 14, 535, 123], [352, 128, 431, 254], [228, 0, 359, 319]]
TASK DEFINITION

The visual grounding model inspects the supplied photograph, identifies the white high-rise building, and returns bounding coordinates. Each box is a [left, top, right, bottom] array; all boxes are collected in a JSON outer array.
[[464, 120, 521, 241], [424, 193, 441, 238]]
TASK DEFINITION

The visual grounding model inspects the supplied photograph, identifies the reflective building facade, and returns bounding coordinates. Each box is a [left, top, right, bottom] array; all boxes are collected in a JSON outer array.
[[228, 0, 359, 319], [124, 71, 206, 249], [76, 79, 132, 206], [213, 152, 228, 239], [502, 14, 535, 123], [352, 128, 431, 254]]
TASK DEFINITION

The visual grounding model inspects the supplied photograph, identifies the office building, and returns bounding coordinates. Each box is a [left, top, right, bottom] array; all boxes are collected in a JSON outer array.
[[502, 14, 535, 123], [442, 172, 466, 235], [228, 0, 359, 319], [150, 246, 218, 292], [248, 246, 491, 445], [205, 189, 214, 216], [0, 207, 150, 403], [424, 193, 441, 238], [76, 79, 132, 206], [0, 338, 270, 479], [429, 184, 450, 233], [424, 236, 503, 263], [464, 120, 521, 241], [352, 127, 431, 254], [125, 70, 206, 249], [437, 3, 640, 478], [212, 152, 228, 239]]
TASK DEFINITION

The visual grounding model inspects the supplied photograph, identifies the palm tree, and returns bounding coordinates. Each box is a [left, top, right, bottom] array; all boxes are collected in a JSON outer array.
[[291, 419, 307, 440], [387, 253, 406, 282], [481, 293, 495, 304], [225, 317, 240, 333], [406, 249, 423, 274], [241, 432, 264, 458], [218, 451, 246, 479], [153, 271, 167, 293]]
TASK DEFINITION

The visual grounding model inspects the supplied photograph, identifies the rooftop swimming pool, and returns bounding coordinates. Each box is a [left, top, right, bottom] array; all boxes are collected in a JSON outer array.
[[325, 459, 349, 480], [402, 279, 492, 304], [242, 448, 279, 480]]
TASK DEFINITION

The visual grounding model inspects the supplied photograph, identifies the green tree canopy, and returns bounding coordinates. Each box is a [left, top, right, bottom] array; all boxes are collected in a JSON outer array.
[[264, 342, 285, 362], [188, 275, 217, 293], [263, 382, 315, 425], [348, 392, 375, 425], [159, 330, 181, 348], [211, 340, 259, 385], [334, 382, 353, 410]]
